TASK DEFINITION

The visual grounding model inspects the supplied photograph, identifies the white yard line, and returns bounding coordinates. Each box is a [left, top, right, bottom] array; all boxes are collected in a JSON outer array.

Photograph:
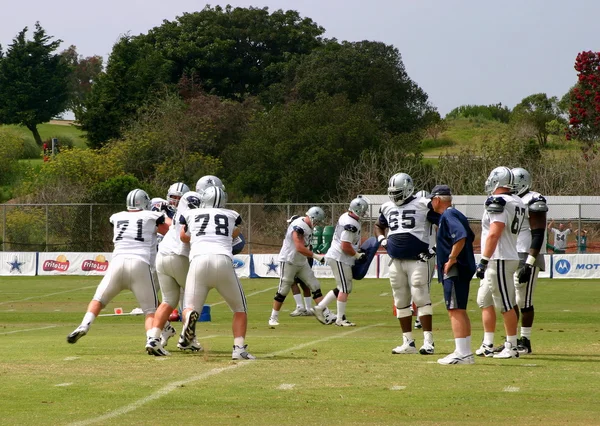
[[0, 286, 97, 306], [0, 325, 57, 335], [68, 323, 383, 426]]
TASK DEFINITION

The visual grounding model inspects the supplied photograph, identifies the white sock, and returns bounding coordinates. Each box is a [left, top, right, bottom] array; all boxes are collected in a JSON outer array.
[[304, 296, 312, 310], [423, 331, 433, 344], [81, 312, 96, 328], [293, 293, 303, 309], [147, 327, 161, 339], [521, 326, 532, 339], [271, 309, 279, 319], [456, 338, 470, 356], [337, 301, 347, 319], [234, 336, 244, 347], [402, 332, 413, 343], [319, 290, 337, 308], [507, 335, 518, 347], [483, 332, 494, 346]]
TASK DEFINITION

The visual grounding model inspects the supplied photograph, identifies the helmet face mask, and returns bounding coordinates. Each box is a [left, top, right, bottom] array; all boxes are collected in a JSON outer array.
[[196, 175, 225, 195], [511, 167, 531, 196], [167, 182, 190, 207], [305, 206, 325, 226], [126, 189, 151, 211], [387, 173, 414, 205], [484, 166, 515, 195], [348, 196, 368, 218], [201, 186, 228, 208]]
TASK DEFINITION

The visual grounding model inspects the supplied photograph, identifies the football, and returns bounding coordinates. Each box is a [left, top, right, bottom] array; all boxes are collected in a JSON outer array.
[[169, 309, 180, 322]]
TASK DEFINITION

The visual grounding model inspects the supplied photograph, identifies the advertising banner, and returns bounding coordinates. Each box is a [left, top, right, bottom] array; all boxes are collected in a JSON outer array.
[[37, 252, 112, 276], [0, 252, 37, 276], [551, 254, 600, 279], [251, 254, 281, 278], [232, 255, 251, 278]]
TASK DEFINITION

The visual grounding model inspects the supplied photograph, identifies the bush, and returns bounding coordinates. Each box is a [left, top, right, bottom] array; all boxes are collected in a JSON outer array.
[[22, 137, 41, 159], [87, 175, 145, 204], [0, 128, 24, 184], [421, 138, 454, 150]]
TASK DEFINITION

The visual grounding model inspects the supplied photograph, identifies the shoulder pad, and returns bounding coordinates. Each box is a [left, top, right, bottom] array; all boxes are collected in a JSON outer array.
[[344, 224, 358, 233], [292, 225, 305, 235], [485, 196, 506, 213], [528, 199, 548, 212]]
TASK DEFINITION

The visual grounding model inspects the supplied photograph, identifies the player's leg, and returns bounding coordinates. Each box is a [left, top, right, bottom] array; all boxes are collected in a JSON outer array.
[[488, 260, 519, 359], [299, 281, 314, 313], [269, 262, 295, 327], [329, 259, 355, 326], [179, 256, 210, 350], [409, 260, 434, 354], [515, 265, 538, 354], [296, 263, 330, 324], [475, 271, 496, 356], [289, 282, 306, 316], [389, 260, 417, 354]]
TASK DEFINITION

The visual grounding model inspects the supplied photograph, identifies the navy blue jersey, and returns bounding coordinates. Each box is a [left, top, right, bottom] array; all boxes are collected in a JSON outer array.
[[436, 207, 476, 280]]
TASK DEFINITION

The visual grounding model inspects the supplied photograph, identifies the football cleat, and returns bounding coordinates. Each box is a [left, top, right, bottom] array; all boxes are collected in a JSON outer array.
[[517, 337, 532, 354], [437, 352, 475, 365], [268, 317, 279, 328], [419, 341, 435, 355], [492, 343, 505, 353], [335, 315, 356, 327], [67, 326, 88, 344], [232, 344, 256, 360], [392, 340, 418, 354], [493, 341, 519, 359], [325, 312, 337, 325], [178, 310, 199, 348], [304, 308, 315, 316], [475, 343, 494, 357], [312, 306, 327, 324], [161, 323, 177, 347], [146, 337, 170, 356], [177, 336, 203, 352], [289, 307, 308, 317]]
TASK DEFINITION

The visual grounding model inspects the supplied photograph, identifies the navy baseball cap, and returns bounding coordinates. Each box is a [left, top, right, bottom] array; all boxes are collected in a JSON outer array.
[[429, 185, 452, 197]]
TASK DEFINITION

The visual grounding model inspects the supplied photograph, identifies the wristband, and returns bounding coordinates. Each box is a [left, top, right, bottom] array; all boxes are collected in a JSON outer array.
[[377, 235, 386, 243], [448, 255, 457, 260], [525, 255, 536, 266]]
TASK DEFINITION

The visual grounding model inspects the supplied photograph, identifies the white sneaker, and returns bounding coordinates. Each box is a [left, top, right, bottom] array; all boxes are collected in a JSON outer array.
[[335, 315, 355, 327], [313, 305, 327, 324], [232, 344, 256, 360], [493, 341, 519, 359], [146, 337, 171, 356], [290, 307, 308, 317], [67, 326, 88, 344], [475, 343, 494, 357], [268, 317, 279, 328], [392, 339, 418, 354], [177, 336, 203, 352], [304, 308, 315, 316], [325, 312, 337, 325], [437, 352, 475, 365], [160, 323, 177, 347], [419, 341, 435, 355]]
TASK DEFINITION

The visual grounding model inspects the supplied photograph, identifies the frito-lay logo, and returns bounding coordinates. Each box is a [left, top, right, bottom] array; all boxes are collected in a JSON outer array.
[[43, 254, 70, 272], [82, 255, 109, 272]]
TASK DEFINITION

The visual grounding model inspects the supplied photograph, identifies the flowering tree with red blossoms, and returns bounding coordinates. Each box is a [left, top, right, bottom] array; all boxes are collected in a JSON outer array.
[[567, 51, 600, 158]]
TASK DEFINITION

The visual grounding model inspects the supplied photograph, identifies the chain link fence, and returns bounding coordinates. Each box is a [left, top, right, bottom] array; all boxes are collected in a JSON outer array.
[[1, 202, 597, 254]]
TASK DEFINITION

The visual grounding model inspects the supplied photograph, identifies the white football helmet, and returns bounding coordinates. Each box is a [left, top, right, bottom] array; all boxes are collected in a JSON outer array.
[[201, 186, 228, 208], [126, 189, 151, 211], [349, 196, 368, 218], [387, 173, 414, 205], [180, 191, 202, 211], [167, 182, 190, 206], [306, 206, 325, 226], [195, 175, 225, 195], [150, 197, 168, 212], [485, 166, 515, 195], [511, 167, 531, 196], [414, 190, 430, 198]]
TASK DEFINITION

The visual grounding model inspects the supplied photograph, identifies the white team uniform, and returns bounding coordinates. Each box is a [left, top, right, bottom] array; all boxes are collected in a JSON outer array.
[[514, 190, 547, 310], [379, 197, 435, 314], [182, 207, 247, 313], [551, 228, 571, 250], [325, 212, 361, 294], [277, 217, 321, 296], [92, 210, 164, 314], [477, 193, 526, 312], [156, 202, 191, 307]]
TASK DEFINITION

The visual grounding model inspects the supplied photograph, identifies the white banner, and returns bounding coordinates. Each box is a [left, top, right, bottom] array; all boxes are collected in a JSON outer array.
[[232, 255, 251, 278], [251, 254, 282, 278], [551, 254, 600, 279], [0, 252, 37, 276], [37, 252, 112, 276]]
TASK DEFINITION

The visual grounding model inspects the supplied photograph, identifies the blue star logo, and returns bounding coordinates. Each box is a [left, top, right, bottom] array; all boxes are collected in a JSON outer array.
[[265, 258, 278, 275], [7, 257, 25, 274]]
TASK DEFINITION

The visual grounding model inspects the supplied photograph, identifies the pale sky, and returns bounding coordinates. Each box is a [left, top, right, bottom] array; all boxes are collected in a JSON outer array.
[[1, 0, 598, 115]]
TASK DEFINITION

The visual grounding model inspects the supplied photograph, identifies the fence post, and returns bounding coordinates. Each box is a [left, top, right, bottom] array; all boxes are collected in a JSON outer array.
[[45, 204, 49, 252], [90, 204, 94, 251], [247, 204, 252, 255], [2, 204, 6, 252], [578, 202, 582, 253]]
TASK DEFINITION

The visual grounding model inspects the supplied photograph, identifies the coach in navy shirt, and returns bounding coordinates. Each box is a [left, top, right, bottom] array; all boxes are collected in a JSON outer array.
[[429, 185, 477, 365]]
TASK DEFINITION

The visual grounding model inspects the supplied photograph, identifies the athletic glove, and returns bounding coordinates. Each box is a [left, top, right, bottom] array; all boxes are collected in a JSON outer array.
[[517, 255, 536, 285], [312, 253, 325, 263], [353, 252, 367, 261], [475, 258, 489, 279], [418, 248, 436, 262], [378, 235, 388, 248]]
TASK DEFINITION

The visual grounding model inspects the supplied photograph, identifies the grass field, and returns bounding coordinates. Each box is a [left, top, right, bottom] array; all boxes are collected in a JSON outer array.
[[3, 122, 87, 149], [0, 276, 599, 425]]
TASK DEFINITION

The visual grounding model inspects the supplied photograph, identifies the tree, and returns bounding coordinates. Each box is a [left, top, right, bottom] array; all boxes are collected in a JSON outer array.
[[511, 93, 563, 147], [80, 5, 324, 146], [423, 110, 448, 141], [566, 51, 600, 157], [0, 23, 70, 145], [60, 45, 103, 121]]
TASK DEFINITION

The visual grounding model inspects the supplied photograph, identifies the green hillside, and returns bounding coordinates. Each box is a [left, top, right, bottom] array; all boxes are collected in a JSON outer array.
[[3, 121, 87, 149]]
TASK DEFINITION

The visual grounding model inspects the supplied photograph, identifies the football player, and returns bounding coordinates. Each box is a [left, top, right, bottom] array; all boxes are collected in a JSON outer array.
[[511, 167, 548, 355], [475, 167, 526, 359], [145, 191, 202, 356], [312, 196, 368, 327], [375, 173, 440, 355], [286, 215, 317, 317], [167, 182, 190, 212], [67, 189, 169, 348], [179, 186, 255, 360], [269, 207, 332, 327]]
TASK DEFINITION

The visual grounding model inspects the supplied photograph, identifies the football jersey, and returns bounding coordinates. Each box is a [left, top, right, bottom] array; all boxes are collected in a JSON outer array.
[[517, 190, 547, 254], [110, 210, 165, 265], [181, 208, 242, 260], [278, 216, 314, 266], [480, 193, 525, 260], [326, 212, 361, 266], [158, 201, 191, 257], [551, 228, 571, 250], [378, 197, 439, 259]]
